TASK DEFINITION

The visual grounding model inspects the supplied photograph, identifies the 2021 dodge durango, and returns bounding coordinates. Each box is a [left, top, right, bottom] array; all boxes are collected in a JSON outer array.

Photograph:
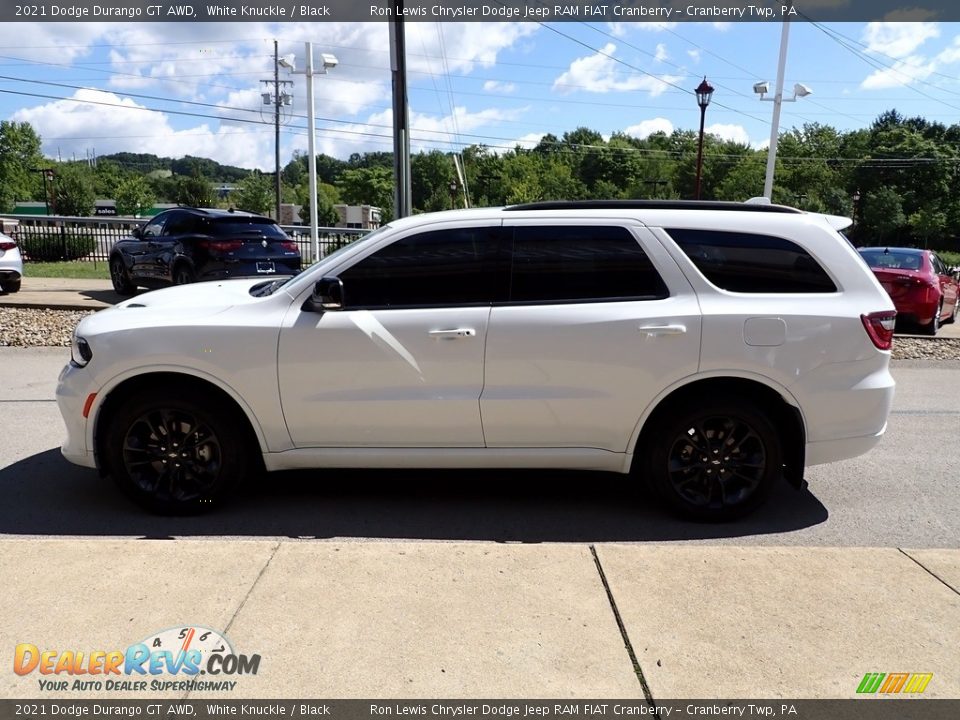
[[58, 201, 897, 521], [108, 207, 301, 294]]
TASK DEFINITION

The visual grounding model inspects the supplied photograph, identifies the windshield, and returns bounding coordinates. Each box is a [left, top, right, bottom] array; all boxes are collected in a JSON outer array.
[[248, 225, 390, 297], [859, 249, 922, 271]]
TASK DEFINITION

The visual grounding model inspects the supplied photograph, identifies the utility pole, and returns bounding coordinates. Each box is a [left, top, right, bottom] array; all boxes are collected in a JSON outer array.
[[390, 7, 412, 219], [261, 40, 292, 221]]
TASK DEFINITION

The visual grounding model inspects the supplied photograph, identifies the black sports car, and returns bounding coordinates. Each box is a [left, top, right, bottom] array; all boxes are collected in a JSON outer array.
[[109, 207, 301, 295]]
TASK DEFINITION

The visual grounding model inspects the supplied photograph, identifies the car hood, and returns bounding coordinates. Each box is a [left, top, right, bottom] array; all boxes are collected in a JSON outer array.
[[76, 278, 279, 336]]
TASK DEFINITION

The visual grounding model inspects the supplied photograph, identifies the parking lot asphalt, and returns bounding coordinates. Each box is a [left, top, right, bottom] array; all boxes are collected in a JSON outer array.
[[1, 347, 958, 700]]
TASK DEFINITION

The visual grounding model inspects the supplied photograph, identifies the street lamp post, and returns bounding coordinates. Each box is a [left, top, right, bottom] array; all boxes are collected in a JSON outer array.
[[851, 189, 861, 232], [754, 22, 812, 200], [281, 45, 337, 264], [449, 181, 458, 210], [694, 77, 714, 201]]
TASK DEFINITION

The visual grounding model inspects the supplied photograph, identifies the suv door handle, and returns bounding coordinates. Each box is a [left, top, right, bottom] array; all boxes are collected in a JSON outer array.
[[429, 328, 477, 338], [638, 324, 687, 336]]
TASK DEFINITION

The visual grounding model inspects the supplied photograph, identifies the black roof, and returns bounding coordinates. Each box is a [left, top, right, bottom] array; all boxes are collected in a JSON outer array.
[[503, 200, 803, 214], [171, 206, 264, 218]]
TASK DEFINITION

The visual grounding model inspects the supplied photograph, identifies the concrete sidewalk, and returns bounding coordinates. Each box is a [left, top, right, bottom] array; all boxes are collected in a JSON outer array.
[[0, 276, 120, 310], [1, 539, 958, 699]]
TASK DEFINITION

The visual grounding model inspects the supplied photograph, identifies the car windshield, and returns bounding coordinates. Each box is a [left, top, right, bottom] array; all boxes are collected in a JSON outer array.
[[859, 249, 922, 271], [212, 218, 287, 239], [248, 225, 390, 297]]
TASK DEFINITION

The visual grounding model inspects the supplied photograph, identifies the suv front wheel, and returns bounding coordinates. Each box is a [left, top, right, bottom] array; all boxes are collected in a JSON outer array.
[[104, 386, 254, 514], [643, 395, 781, 521]]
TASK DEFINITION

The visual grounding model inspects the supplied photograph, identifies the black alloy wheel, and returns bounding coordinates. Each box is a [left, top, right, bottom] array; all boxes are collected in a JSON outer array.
[[173, 264, 195, 286], [105, 388, 253, 513], [109, 257, 135, 295], [923, 300, 942, 335], [644, 396, 781, 521]]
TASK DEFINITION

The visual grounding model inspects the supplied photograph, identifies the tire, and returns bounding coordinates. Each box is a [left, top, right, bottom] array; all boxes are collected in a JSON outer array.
[[103, 386, 254, 514], [109, 256, 136, 296], [922, 301, 942, 336], [946, 299, 958, 325], [1, 278, 20, 293], [173, 263, 195, 286], [641, 395, 781, 522]]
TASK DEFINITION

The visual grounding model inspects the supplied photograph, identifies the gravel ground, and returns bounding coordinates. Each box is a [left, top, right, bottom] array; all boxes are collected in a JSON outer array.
[[2, 307, 960, 360]]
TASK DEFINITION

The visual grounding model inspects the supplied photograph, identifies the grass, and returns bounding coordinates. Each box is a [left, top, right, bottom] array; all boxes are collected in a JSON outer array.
[[23, 261, 110, 280], [938, 251, 960, 267]]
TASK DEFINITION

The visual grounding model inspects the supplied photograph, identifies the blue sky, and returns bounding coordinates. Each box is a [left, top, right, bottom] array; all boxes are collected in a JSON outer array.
[[1, 20, 958, 169]]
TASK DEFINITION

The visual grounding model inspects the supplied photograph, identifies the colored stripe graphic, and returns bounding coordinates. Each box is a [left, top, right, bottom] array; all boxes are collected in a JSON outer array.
[[880, 672, 910, 693], [903, 673, 934, 694], [857, 673, 885, 693]]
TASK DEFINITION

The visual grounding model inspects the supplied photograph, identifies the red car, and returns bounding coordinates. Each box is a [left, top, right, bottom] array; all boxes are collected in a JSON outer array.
[[859, 247, 959, 335]]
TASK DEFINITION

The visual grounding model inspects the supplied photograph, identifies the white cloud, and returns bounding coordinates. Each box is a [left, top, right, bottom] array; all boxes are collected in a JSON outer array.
[[687, 49, 701, 63], [553, 43, 682, 97], [634, 22, 678, 32], [862, 22, 940, 58], [712, 22, 731, 32], [860, 55, 938, 89], [483, 80, 517, 94], [512, 132, 547, 150], [654, 44, 669, 63], [12, 88, 274, 169], [624, 118, 674, 139], [606, 22, 628, 38], [405, 22, 539, 74], [705, 123, 750, 145]]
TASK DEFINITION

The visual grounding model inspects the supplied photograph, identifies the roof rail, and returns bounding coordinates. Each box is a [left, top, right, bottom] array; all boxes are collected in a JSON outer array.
[[503, 200, 802, 214]]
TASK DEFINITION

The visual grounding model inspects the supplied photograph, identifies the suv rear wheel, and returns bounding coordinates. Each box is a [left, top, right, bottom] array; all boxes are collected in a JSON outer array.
[[104, 387, 254, 514], [109, 256, 136, 296], [643, 395, 781, 521]]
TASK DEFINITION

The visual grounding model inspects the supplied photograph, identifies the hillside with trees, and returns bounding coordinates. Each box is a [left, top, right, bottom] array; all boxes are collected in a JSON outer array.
[[1, 111, 958, 250]]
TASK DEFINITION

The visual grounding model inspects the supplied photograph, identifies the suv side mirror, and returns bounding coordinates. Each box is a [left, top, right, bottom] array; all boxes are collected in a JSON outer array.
[[131, 226, 143, 239], [306, 276, 344, 312]]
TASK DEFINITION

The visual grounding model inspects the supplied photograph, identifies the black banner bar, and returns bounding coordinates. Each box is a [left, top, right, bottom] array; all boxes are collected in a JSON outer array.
[[3, 1, 960, 24], [2, 700, 960, 720]]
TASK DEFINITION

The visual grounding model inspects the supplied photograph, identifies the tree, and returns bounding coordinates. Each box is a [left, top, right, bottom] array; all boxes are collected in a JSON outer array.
[[860, 187, 906, 242], [337, 167, 394, 221], [114, 176, 155, 217], [233, 171, 273, 215], [174, 176, 215, 207], [297, 182, 340, 227], [909, 207, 947, 249], [0, 120, 45, 212], [53, 163, 95, 216]]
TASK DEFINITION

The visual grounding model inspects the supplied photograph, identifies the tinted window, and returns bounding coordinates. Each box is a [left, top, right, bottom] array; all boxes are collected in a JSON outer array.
[[163, 211, 196, 235], [668, 228, 837, 293], [508, 225, 668, 303], [141, 216, 165, 238], [212, 217, 287, 239], [859, 248, 922, 271], [340, 226, 499, 308]]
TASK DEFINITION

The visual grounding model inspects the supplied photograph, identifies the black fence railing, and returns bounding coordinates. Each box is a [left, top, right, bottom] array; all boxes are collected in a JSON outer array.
[[5, 215, 366, 266]]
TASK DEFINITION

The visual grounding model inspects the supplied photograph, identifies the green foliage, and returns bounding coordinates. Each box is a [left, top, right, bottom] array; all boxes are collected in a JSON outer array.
[[19, 232, 96, 261], [297, 182, 340, 227], [0, 121, 45, 212], [114, 176, 155, 217], [233, 171, 274, 215], [53, 164, 95, 216], [337, 166, 394, 221], [174, 176, 215, 207]]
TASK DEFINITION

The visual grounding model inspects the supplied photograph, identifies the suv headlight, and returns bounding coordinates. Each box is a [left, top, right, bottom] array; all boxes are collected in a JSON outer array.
[[70, 334, 93, 367]]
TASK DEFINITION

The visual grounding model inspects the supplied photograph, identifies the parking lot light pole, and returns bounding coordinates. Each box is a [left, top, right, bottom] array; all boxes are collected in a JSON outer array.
[[694, 77, 714, 200]]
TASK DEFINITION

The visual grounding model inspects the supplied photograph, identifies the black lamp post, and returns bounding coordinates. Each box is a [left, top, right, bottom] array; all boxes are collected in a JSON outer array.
[[852, 189, 861, 230], [449, 181, 458, 210], [694, 77, 714, 200]]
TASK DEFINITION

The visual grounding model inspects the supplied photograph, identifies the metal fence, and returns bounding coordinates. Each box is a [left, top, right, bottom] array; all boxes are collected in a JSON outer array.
[[5, 214, 366, 266]]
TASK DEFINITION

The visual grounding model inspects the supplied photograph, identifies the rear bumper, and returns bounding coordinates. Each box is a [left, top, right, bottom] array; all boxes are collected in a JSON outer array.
[[806, 424, 886, 466], [199, 259, 301, 280]]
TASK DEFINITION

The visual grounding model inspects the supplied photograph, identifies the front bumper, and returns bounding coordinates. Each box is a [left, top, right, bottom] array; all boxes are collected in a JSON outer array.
[[56, 362, 97, 469]]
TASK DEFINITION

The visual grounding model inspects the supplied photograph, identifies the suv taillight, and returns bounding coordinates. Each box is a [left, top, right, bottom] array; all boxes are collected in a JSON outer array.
[[861, 311, 897, 351], [198, 240, 242, 253], [0, 241, 16, 251], [279, 240, 299, 253]]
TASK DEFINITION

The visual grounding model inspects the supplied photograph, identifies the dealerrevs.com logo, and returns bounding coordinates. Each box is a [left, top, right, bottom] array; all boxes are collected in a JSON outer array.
[[14, 626, 260, 692]]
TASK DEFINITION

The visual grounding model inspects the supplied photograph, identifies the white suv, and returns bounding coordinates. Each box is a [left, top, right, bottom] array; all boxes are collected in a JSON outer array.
[[56, 201, 896, 520]]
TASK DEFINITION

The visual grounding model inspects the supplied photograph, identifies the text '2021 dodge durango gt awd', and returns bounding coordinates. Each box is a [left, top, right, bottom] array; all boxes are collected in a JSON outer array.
[[57, 201, 896, 520]]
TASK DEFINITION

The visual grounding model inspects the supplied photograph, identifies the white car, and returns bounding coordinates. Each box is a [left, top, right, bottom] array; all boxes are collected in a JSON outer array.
[[0, 231, 23, 293], [56, 201, 896, 520]]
